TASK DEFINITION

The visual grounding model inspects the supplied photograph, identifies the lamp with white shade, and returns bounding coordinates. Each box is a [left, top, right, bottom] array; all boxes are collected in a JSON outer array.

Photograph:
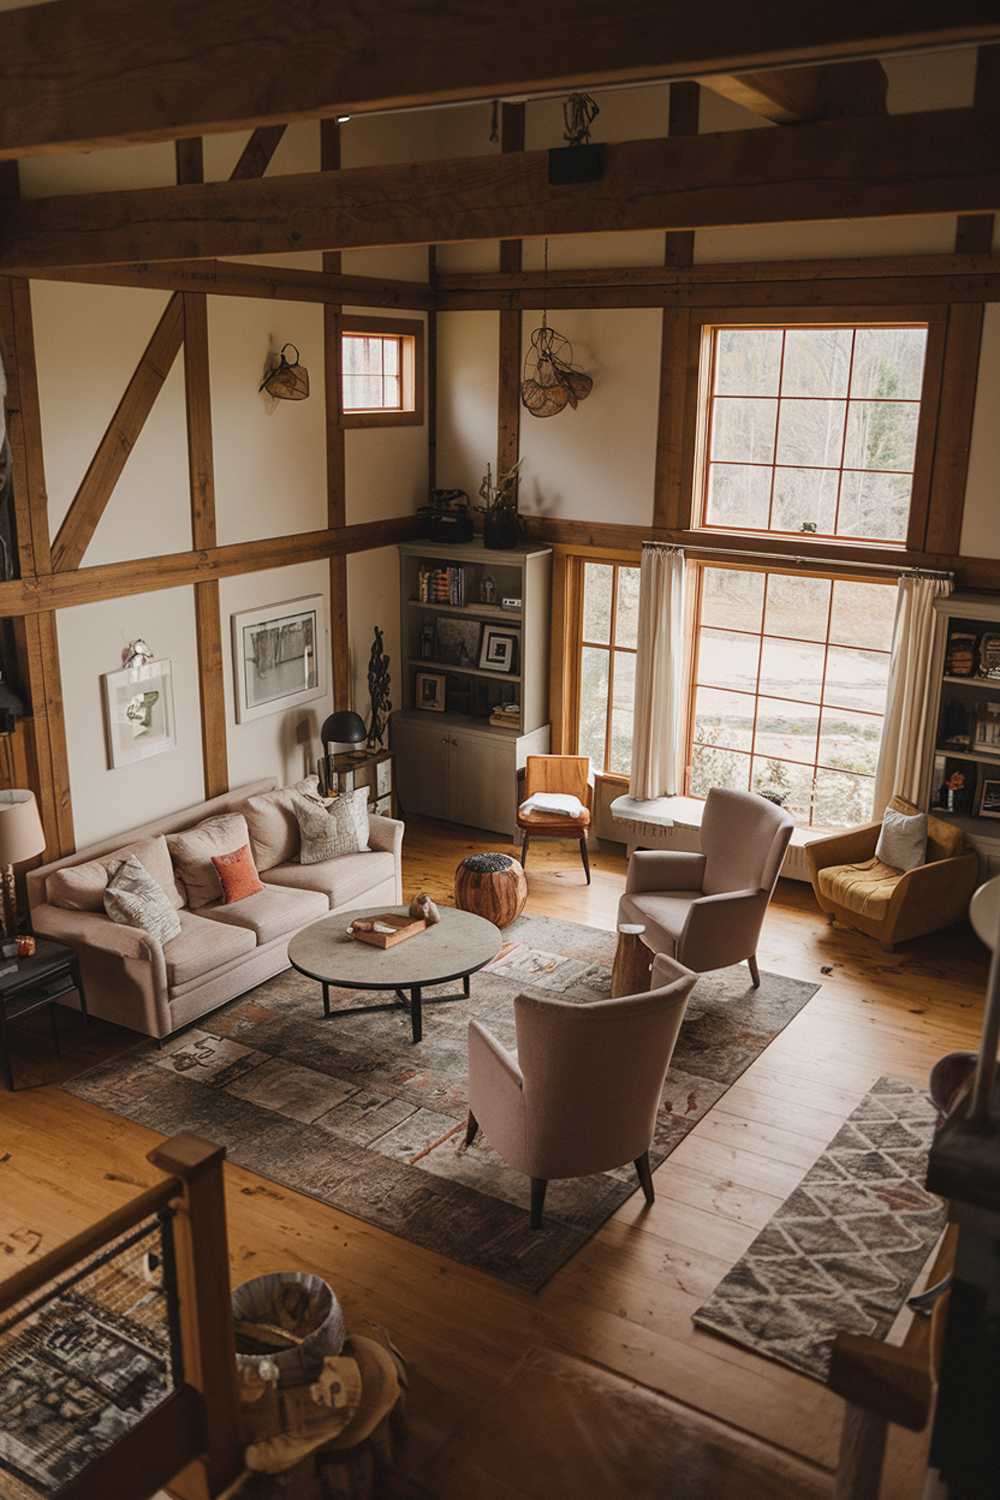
[[0, 789, 45, 940]]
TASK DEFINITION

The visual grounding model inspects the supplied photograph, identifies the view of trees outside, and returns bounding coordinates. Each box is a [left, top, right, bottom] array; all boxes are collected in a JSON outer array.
[[689, 567, 896, 828], [578, 563, 640, 777], [704, 324, 927, 544], [342, 333, 401, 411]]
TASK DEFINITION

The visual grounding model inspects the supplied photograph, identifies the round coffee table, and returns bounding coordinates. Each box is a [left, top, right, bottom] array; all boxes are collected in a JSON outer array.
[[287, 904, 502, 1044]]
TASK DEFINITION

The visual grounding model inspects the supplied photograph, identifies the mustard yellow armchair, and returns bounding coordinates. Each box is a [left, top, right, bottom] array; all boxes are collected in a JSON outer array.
[[806, 797, 979, 950]]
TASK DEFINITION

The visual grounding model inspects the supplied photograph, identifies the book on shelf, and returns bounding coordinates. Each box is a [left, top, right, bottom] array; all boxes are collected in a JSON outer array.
[[490, 702, 522, 730], [416, 565, 466, 606]]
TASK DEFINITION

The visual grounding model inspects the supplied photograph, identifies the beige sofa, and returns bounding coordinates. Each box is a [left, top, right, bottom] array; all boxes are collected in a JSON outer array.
[[26, 778, 403, 1041]]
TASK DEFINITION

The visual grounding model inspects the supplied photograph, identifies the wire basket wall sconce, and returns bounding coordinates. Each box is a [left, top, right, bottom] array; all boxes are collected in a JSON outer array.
[[520, 240, 594, 419], [259, 343, 310, 401]]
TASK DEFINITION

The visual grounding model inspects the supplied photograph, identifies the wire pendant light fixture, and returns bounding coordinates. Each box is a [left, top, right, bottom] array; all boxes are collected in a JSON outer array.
[[520, 239, 594, 419]]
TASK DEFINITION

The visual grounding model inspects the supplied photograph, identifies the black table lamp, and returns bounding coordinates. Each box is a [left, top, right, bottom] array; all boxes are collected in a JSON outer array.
[[321, 711, 367, 755]]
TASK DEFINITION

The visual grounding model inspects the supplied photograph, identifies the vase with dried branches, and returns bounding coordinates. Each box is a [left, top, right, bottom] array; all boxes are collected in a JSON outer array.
[[478, 458, 524, 550]]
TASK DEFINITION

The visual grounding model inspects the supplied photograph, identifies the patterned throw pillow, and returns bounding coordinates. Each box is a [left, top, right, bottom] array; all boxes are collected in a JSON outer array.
[[211, 843, 265, 903], [103, 854, 182, 945], [292, 788, 370, 865]]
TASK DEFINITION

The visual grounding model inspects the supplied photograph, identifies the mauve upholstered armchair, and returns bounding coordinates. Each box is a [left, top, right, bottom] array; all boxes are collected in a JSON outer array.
[[617, 788, 794, 988], [465, 953, 697, 1229]]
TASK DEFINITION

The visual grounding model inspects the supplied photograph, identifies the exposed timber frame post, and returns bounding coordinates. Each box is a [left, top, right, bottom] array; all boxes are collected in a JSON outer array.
[[0, 164, 74, 857], [654, 82, 700, 530], [497, 103, 525, 482], [955, 45, 998, 255], [322, 119, 351, 712], [177, 138, 229, 801]]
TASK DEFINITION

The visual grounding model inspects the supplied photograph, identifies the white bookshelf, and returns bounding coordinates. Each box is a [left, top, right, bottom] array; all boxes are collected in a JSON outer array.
[[924, 593, 1000, 878], [390, 539, 552, 837]]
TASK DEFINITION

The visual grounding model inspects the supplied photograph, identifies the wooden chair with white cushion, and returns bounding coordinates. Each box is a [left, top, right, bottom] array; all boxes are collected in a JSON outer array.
[[516, 754, 592, 884]]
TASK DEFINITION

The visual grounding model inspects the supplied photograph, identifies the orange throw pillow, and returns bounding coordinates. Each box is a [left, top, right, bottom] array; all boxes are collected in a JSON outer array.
[[211, 843, 264, 904]]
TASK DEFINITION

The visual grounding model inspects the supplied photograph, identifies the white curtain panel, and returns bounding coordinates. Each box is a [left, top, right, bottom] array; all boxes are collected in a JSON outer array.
[[629, 545, 686, 800], [873, 573, 953, 817]]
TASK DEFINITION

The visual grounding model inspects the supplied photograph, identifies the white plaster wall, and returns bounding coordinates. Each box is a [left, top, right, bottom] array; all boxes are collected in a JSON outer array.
[[31, 281, 192, 563], [517, 307, 660, 526], [343, 306, 428, 526], [347, 548, 402, 717], [219, 560, 334, 790], [208, 297, 327, 544], [56, 586, 205, 847], [960, 304, 1000, 560], [435, 312, 500, 502]]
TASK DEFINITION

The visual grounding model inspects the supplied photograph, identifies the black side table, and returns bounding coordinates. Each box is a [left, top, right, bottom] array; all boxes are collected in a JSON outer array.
[[0, 938, 88, 1090]]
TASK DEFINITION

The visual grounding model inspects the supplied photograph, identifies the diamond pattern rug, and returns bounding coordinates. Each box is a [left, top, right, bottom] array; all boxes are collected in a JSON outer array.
[[693, 1077, 945, 1380], [66, 914, 819, 1292]]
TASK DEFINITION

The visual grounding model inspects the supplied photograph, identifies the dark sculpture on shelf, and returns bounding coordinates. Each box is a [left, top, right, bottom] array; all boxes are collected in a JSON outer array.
[[367, 626, 391, 750]]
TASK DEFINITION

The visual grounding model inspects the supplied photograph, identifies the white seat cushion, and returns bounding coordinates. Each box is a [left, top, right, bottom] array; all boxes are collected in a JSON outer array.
[[263, 850, 396, 909], [163, 910, 256, 988], [618, 891, 703, 955], [200, 884, 328, 946]]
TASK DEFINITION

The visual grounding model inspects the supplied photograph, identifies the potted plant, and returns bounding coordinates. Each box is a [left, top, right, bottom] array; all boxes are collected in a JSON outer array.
[[478, 459, 523, 550]]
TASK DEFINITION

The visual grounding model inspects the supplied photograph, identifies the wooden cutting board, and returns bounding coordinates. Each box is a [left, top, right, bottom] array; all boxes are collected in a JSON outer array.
[[348, 913, 428, 949]]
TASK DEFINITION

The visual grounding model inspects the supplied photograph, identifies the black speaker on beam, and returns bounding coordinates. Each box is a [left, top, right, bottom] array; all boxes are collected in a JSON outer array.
[[547, 144, 606, 186]]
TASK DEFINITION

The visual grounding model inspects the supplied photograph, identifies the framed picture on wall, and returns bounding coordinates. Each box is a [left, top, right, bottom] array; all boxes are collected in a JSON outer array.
[[102, 658, 176, 769], [231, 595, 326, 723]]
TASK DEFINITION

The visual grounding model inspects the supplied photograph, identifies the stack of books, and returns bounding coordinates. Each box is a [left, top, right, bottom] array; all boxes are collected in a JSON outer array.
[[490, 701, 522, 731], [416, 566, 466, 605]]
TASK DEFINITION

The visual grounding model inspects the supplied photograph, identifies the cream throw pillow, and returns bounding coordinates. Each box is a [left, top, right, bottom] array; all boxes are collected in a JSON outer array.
[[242, 775, 321, 871], [875, 805, 928, 872], [167, 813, 250, 908], [104, 855, 182, 945], [293, 788, 370, 865]]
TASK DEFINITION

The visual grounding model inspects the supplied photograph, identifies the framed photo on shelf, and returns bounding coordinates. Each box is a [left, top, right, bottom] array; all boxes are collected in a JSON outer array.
[[416, 671, 446, 712], [980, 778, 1000, 819], [479, 625, 518, 674], [102, 658, 176, 769], [231, 595, 325, 723], [433, 616, 481, 667]]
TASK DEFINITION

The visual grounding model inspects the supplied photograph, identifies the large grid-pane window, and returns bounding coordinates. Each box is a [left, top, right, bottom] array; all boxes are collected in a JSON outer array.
[[578, 562, 640, 776], [701, 324, 928, 544], [342, 333, 403, 412], [688, 566, 895, 828]]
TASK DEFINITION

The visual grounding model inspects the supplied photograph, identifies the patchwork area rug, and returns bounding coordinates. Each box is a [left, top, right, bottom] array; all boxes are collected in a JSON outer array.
[[693, 1077, 945, 1380], [67, 914, 819, 1292]]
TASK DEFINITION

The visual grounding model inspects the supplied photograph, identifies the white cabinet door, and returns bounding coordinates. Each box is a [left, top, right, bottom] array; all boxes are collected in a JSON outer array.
[[392, 717, 451, 821], [448, 731, 517, 836]]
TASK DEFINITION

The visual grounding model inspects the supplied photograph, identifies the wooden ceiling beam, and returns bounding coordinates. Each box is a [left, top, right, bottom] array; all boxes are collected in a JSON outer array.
[[698, 59, 888, 123], [0, 0, 995, 159], [29, 259, 435, 309], [2, 108, 998, 272]]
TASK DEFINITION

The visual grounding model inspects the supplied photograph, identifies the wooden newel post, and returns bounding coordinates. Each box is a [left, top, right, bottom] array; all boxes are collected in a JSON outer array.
[[148, 1132, 243, 1498]]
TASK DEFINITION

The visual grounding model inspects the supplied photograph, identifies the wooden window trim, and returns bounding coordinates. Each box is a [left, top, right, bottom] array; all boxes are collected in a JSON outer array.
[[339, 314, 425, 429], [673, 304, 954, 554], [567, 557, 643, 777], [685, 557, 895, 828]]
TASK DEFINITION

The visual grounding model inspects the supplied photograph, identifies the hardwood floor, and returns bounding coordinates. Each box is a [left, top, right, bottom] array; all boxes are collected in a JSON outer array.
[[0, 820, 988, 1498]]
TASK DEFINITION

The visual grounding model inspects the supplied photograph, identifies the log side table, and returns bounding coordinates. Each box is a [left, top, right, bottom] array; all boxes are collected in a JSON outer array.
[[611, 923, 652, 999], [454, 852, 527, 929]]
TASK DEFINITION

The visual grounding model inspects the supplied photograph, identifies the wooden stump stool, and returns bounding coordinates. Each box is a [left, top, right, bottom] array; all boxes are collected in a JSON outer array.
[[611, 924, 652, 998], [455, 853, 528, 929]]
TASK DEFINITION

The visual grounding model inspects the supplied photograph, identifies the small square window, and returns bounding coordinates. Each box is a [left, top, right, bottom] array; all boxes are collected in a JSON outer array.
[[340, 316, 424, 428]]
